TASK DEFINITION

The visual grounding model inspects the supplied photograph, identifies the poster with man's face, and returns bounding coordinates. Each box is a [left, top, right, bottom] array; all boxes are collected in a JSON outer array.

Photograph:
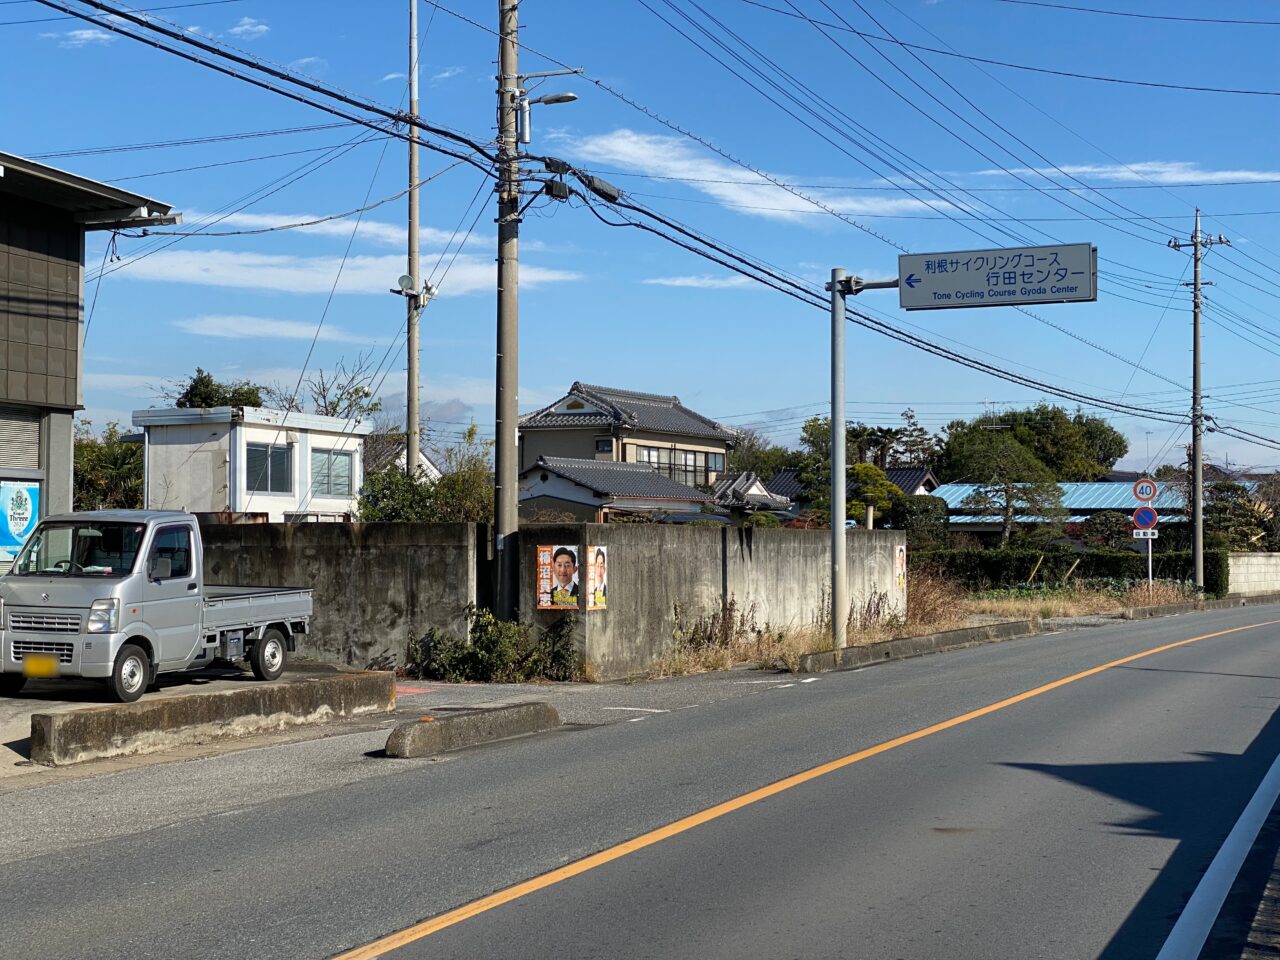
[[587, 545, 607, 611], [537, 544, 580, 610]]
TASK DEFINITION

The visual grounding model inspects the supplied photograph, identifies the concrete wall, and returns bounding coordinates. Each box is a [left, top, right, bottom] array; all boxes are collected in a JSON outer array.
[[521, 523, 907, 680], [201, 522, 477, 668], [1229, 553, 1280, 597]]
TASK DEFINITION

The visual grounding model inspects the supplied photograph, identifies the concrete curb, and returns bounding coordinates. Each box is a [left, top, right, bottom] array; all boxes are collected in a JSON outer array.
[[1121, 592, 1280, 620], [30, 672, 396, 767], [385, 702, 561, 758], [796, 620, 1039, 674]]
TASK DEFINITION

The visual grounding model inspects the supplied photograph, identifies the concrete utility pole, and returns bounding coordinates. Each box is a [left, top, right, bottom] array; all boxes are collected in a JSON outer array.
[[405, 0, 422, 475], [494, 0, 520, 618], [1170, 210, 1229, 589], [828, 268, 850, 649]]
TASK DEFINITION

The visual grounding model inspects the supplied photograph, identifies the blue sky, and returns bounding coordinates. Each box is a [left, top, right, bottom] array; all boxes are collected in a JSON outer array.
[[8, 0, 1280, 471]]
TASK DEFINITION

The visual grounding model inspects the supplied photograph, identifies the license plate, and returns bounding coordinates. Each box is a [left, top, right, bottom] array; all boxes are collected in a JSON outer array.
[[22, 653, 59, 678]]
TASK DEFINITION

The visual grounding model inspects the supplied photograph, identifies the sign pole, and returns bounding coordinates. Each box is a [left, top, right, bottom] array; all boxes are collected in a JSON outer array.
[[1148, 537, 1153, 599], [828, 268, 849, 650]]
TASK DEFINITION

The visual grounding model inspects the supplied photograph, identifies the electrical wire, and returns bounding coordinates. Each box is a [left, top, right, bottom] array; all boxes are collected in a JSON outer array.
[[29, 122, 358, 160], [0, 0, 240, 26], [992, 0, 1280, 26]]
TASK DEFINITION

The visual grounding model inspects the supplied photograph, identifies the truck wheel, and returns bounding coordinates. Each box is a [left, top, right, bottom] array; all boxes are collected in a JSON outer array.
[[250, 628, 287, 681], [109, 644, 150, 703], [0, 674, 25, 697]]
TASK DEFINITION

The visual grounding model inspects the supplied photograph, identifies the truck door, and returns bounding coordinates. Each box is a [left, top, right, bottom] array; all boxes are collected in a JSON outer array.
[[142, 525, 202, 669]]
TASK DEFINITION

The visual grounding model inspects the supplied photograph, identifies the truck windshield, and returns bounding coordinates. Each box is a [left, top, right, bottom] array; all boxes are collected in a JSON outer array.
[[10, 522, 146, 577]]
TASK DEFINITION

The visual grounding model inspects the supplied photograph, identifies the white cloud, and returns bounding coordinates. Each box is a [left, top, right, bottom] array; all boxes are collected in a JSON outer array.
[[379, 71, 407, 83], [83, 372, 159, 396], [976, 161, 1280, 185], [228, 16, 268, 39], [117, 249, 581, 296], [431, 66, 464, 82], [174, 315, 365, 342], [289, 56, 328, 74], [642, 274, 755, 289], [564, 129, 931, 221], [41, 28, 116, 49]]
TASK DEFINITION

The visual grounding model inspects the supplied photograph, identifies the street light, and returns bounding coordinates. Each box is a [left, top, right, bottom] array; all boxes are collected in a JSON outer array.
[[517, 88, 577, 144]]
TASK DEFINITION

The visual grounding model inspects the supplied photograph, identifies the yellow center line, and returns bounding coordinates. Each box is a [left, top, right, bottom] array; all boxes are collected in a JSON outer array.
[[334, 618, 1280, 960]]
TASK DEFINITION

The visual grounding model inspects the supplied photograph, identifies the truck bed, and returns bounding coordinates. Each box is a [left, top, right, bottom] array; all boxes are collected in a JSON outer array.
[[203, 584, 313, 633]]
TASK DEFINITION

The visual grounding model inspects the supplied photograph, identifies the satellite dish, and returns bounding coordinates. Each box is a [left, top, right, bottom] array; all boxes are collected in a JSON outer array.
[[397, 274, 415, 292]]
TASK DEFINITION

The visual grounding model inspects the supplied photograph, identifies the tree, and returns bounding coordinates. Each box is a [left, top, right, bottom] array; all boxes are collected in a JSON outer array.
[[1204, 480, 1266, 550], [164, 368, 264, 409], [356, 423, 493, 523], [263, 352, 383, 422], [1153, 463, 1184, 481], [1077, 511, 1132, 550], [889, 408, 938, 466], [936, 404, 1127, 482], [847, 463, 902, 518], [74, 420, 142, 510], [953, 432, 1064, 545], [868, 426, 901, 470], [727, 427, 796, 479]]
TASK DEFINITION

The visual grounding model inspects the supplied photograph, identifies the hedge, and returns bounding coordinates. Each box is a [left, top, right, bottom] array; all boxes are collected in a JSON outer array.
[[910, 547, 1229, 597]]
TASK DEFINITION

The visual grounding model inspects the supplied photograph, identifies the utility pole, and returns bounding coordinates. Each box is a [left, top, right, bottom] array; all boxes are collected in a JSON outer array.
[[828, 268, 850, 649], [405, 0, 422, 475], [1170, 210, 1229, 590], [494, 0, 520, 618]]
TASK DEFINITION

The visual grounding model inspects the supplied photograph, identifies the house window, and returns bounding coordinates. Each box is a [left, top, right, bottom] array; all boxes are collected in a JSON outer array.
[[311, 449, 353, 497], [633, 445, 720, 488], [595, 437, 612, 453], [247, 443, 292, 494]]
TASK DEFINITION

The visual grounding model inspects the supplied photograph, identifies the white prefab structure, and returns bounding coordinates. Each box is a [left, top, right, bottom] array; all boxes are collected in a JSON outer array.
[[132, 407, 372, 522]]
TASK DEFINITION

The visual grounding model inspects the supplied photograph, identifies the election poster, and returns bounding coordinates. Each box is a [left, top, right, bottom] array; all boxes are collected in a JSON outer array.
[[586, 545, 607, 611], [537, 544, 580, 610]]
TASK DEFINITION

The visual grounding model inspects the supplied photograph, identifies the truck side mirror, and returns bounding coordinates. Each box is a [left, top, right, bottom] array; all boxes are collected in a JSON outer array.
[[151, 556, 172, 580]]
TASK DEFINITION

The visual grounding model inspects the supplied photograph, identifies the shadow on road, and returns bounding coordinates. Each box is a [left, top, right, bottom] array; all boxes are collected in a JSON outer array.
[[1004, 700, 1280, 959]]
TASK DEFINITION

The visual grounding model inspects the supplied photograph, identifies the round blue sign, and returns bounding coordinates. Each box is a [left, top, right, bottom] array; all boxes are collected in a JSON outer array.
[[1133, 506, 1158, 530]]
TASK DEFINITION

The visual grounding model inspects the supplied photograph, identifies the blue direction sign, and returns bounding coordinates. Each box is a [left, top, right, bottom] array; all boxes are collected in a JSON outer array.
[[897, 243, 1097, 311], [1133, 506, 1159, 530]]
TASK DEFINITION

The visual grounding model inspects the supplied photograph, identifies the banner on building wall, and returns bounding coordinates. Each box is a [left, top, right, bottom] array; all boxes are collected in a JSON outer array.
[[587, 545, 607, 611], [0, 482, 40, 564], [537, 544, 581, 610], [896, 545, 907, 590]]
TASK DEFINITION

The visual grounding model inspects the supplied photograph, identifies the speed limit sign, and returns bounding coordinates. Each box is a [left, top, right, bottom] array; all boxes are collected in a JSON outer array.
[[1133, 477, 1158, 502]]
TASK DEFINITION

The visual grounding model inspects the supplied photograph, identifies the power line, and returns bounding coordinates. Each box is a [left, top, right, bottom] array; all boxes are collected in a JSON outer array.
[[28, 122, 358, 160], [0, 0, 240, 26], [992, 0, 1280, 26], [105, 140, 395, 182]]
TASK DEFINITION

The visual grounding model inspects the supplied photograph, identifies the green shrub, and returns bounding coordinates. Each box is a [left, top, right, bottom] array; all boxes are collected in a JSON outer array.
[[414, 609, 580, 682], [890, 495, 948, 548], [910, 548, 1229, 597], [743, 512, 781, 528]]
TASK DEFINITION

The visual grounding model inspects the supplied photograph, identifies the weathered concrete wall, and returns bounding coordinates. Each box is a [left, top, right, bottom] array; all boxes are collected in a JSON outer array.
[[202, 523, 476, 668], [521, 523, 907, 680], [1229, 552, 1280, 597]]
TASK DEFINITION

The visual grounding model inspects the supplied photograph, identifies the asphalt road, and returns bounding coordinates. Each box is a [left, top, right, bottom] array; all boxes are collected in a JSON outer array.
[[6, 607, 1280, 960]]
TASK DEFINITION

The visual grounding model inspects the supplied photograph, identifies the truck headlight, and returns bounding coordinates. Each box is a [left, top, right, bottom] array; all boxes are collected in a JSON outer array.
[[87, 599, 118, 634]]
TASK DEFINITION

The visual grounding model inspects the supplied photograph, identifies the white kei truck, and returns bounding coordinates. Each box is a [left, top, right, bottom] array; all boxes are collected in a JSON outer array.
[[0, 510, 312, 702]]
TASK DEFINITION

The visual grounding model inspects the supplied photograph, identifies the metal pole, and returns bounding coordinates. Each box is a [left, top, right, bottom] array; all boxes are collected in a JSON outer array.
[[1192, 209, 1204, 589], [830, 268, 847, 649], [405, 0, 422, 475], [494, 0, 520, 618]]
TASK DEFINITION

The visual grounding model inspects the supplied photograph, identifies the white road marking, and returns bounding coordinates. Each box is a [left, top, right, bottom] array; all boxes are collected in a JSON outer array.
[[627, 717, 646, 723], [778, 683, 795, 689], [1154, 745, 1280, 960], [602, 707, 669, 713], [800, 678, 818, 684], [734, 679, 793, 685]]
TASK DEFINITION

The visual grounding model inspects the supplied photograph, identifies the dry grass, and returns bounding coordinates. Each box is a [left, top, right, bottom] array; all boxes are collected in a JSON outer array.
[[963, 579, 1197, 620], [649, 574, 970, 677]]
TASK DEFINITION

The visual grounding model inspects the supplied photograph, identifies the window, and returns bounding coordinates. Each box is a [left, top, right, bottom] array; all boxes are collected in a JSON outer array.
[[311, 449, 353, 497], [247, 443, 292, 494], [12, 521, 145, 577], [632, 445, 722, 489], [595, 437, 612, 454], [148, 526, 192, 580]]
